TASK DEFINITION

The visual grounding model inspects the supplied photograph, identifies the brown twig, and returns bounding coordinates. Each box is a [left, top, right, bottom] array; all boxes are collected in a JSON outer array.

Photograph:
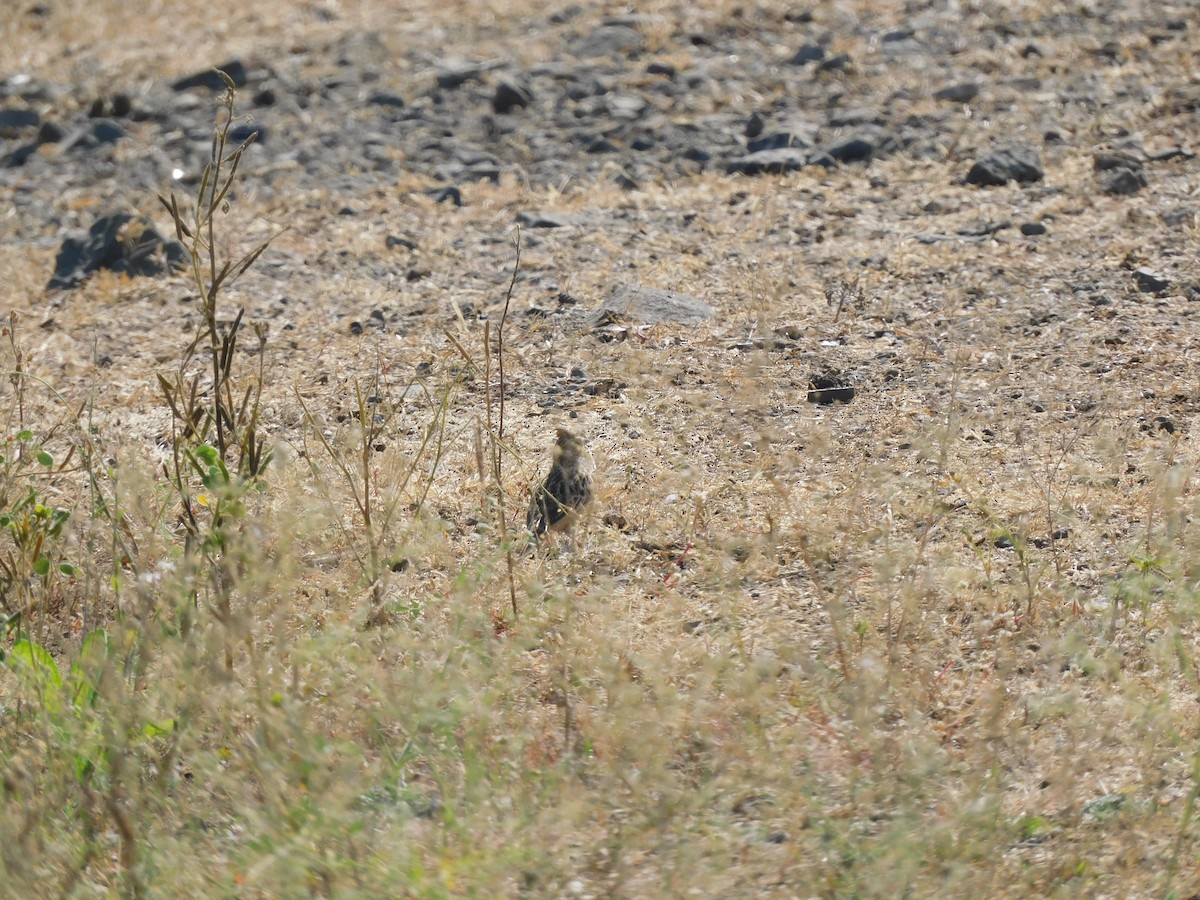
[[498, 225, 520, 440]]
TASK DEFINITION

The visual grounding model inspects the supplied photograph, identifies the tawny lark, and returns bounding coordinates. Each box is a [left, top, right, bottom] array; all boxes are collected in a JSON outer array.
[[527, 428, 593, 537]]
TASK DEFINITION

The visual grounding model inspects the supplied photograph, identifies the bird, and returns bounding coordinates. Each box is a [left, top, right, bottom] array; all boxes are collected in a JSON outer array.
[[527, 427, 593, 538]]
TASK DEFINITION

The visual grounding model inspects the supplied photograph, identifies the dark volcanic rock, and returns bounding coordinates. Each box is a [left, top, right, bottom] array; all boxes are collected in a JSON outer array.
[[59, 120, 126, 152], [1132, 267, 1170, 294], [516, 210, 577, 228], [789, 44, 826, 66], [966, 143, 1043, 185], [48, 213, 187, 290], [36, 121, 64, 144], [726, 147, 809, 175], [816, 53, 852, 74], [933, 82, 981, 103], [492, 76, 533, 114], [0, 107, 40, 134], [747, 118, 818, 153], [435, 58, 495, 89], [425, 186, 463, 206], [820, 125, 895, 163], [171, 60, 249, 91], [1101, 167, 1148, 195]]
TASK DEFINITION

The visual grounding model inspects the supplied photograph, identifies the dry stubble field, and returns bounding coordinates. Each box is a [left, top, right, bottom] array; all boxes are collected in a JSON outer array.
[[2, 0, 1200, 896]]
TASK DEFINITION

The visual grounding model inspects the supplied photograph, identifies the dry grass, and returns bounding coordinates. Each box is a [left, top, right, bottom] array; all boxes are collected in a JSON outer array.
[[3, 0, 1200, 896]]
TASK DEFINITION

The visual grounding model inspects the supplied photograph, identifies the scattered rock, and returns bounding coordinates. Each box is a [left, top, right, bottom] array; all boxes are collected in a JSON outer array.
[[1160, 206, 1196, 229], [171, 60, 249, 92], [819, 125, 895, 163], [0, 107, 40, 135], [47, 213, 187, 290], [1092, 150, 1142, 172], [492, 76, 533, 114], [1132, 267, 1169, 293], [589, 284, 714, 326], [602, 512, 629, 532], [87, 94, 132, 118], [958, 220, 1011, 237], [1146, 146, 1193, 162], [1101, 167, 1148, 195], [789, 44, 826, 65], [229, 123, 266, 145], [367, 91, 406, 109], [1082, 793, 1125, 819], [604, 91, 647, 120], [584, 378, 622, 397], [1003, 76, 1041, 93], [60, 120, 125, 152], [608, 168, 639, 190], [435, 57, 494, 89], [1020, 222, 1047, 236], [516, 210, 575, 228], [1, 142, 38, 167], [807, 386, 855, 404], [966, 143, 1043, 185], [815, 53, 852, 74], [726, 147, 809, 175], [828, 108, 882, 128], [807, 370, 855, 405], [36, 121, 63, 144], [747, 118, 818, 153], [572, 23, 644, 59], [934, 82, 980, 103], [424, 185, 463, 206]]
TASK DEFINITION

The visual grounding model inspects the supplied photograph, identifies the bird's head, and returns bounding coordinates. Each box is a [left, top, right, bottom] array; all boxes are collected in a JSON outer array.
[[554, 427, 583, 459]]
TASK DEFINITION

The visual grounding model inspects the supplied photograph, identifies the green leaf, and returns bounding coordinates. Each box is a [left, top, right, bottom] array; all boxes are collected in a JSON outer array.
[[1017, 815, 1049, 838], [80, 628, 110, 660], [37, 450, 53, 467], [142, 719, 176, 739], [47, 508, 70, 536], [75, 755, 96, 784], [11, 638, 60, 682], [33, 556, 50, 577], [71, 678, 98, 709], [59, 562, 77, 576], [15, 430, 33, 442], [70, 629, 110, 709], [11, 638, 63, 711]]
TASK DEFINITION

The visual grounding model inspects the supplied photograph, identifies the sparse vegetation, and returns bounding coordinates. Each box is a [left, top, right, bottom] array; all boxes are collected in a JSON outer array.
[[2, 1, 1200, 897]]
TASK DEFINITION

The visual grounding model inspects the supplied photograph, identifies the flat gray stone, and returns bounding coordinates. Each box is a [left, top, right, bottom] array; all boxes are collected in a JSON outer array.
[[589, 284, 714, 326], [516, 210, 576, 228], [726, 147, 809, 175]]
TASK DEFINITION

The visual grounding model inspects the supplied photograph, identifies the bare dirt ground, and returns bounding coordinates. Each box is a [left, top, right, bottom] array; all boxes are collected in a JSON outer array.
[[2, 0, 1200, 896]]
